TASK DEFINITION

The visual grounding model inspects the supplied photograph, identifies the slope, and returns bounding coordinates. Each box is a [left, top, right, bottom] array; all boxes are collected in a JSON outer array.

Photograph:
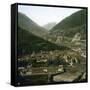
[[18, 27, 70, 56]]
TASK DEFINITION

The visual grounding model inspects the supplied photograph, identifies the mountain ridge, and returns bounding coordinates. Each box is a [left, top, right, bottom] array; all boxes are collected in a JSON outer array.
[[49, 9, 86, 39], [18, 12, 48, 38]]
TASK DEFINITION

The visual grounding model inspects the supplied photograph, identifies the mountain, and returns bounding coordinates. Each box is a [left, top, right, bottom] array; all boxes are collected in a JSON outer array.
[[18, 27, 70, 56], [50, 9, 87, 39], [18, 12, 48, 38], [43, 22, 57, 30]]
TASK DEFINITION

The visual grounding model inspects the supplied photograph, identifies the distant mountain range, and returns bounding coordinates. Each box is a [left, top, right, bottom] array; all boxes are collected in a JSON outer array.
[[43, 22, 57, 30]]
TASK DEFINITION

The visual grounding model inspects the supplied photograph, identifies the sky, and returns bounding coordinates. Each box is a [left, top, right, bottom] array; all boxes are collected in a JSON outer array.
[[18, 5, 82, 26]]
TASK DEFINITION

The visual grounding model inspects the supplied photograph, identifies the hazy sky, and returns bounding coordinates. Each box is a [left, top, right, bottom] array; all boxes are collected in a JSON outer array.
[[18, 5, 81, 26]]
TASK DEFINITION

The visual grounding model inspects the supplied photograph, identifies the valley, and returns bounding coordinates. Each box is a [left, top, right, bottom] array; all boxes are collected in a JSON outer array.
[[17, 9, 87, 84]]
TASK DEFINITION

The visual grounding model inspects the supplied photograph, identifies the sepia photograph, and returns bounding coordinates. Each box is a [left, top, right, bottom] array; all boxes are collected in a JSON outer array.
[[16, 4, 87, 85]]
